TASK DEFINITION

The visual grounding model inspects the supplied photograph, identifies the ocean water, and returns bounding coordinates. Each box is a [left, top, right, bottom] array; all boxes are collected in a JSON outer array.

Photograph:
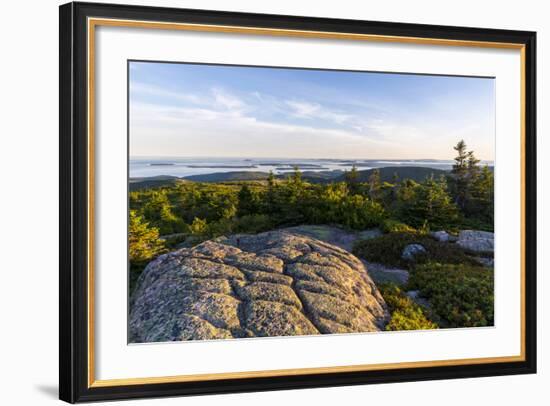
[[129, 157, 494, 179]]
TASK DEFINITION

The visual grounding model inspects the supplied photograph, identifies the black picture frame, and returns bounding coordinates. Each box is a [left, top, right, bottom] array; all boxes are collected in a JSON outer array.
[[59, 1, 537, 403]]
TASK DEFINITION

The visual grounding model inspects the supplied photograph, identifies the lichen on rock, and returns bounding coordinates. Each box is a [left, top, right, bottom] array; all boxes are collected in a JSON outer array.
[[130, 230, 389, 343], [456, 230, 494, 253]]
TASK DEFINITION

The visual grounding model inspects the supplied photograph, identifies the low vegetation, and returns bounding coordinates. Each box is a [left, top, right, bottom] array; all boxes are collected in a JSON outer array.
[[378, 283, 437, 331], [128, 140, 495, 330], [352, 232, 478, 268], [130, 141, 492, 248], [408, 263, 494, 328]]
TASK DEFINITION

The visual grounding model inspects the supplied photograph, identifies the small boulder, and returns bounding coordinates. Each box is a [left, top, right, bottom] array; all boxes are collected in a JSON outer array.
[[457, 230, 494, 253], [406, 290, 431, 309], [402, 244, 426, 261], [406, 290, 420, 299], [430, 230, 450, 242]]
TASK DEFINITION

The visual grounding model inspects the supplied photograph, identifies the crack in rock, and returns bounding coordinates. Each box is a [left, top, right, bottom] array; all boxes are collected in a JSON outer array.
[[130, 230, 389, 342]]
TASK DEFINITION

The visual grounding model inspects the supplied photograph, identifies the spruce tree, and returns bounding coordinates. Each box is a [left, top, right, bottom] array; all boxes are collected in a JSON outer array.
[[237, 184, 258, 217], [344, 165, 360, 195], [368, 168, 381, 201], [451, 140, 470, 209], [467, 165, 494, 224], [267, 170, 275, 188], [265, 170, 277, 213], [129, 210, 165, 264]]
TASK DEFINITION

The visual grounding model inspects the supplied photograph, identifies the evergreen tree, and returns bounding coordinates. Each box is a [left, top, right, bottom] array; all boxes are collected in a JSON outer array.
[[368, 168, 381, 201], [265, 170, 277, 213], [452, 140, 469, 172], [286, 167, 304, 201], [466, 165, 494, 223], [142, 190, 184, 234], [289, 166, 303, 188], [451, 140, 470, 209], [129, 210, 165, 264], [267, 170, 275, 189], [189, 217, 208, 236], [450, 139, 488, 219], [467, 150, 480, 173], [344, 165, 360, 195], [392, 171, 400, 184], [237, 184, 259, 216], [396, 176, 460, 229], [466, 150, 481, 189]]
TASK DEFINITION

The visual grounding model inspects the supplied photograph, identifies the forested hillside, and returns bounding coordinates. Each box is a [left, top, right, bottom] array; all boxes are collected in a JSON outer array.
[[129, 141, 495, 331]]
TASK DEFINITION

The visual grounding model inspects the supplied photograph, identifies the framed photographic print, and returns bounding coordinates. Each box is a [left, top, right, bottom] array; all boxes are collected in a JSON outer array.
[[59, 1, 537, 403]]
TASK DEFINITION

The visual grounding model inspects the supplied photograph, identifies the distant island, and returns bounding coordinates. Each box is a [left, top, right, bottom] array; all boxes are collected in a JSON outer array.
[[129, 166, 451, 189], [129, 141, 495, 342], [185, 164, 258, 169]]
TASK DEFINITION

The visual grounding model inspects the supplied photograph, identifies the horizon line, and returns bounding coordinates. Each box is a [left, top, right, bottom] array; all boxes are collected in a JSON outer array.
[[129, 155, 494, 162]]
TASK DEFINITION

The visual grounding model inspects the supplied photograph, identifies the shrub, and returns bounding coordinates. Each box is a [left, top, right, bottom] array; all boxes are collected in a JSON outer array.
[[408, 263, 494, 328], [163, 233, 189, 249], [234, 214, 274, 234], [141, 190, 186, 234], [381, 219, 416, 234], [128, 210, 166, 264], [379, 283, 437, 331], [207, 218, 234, 237], [339, 195, 386, 229], [128, 210, 167, 295], [189, 217, 208, 236], [353, 232, 478, 268], [304, 186, 387, 230], [395, 176, 461, 230]]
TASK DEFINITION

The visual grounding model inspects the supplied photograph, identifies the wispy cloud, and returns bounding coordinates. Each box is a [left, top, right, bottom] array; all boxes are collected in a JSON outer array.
[[129, 63, 495, 160], [129, 101, 398, 158], [130, 82, 204, 105], [211, 88, 246, 110], [285, 100, 352, 125]]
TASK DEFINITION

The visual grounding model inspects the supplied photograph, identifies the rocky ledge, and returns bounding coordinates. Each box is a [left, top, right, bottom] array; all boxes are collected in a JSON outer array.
[[130, 230, 389, 342]]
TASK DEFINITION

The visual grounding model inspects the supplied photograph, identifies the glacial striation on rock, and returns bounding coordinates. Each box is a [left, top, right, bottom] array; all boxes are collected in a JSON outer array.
[[129, 230, 389, 342]]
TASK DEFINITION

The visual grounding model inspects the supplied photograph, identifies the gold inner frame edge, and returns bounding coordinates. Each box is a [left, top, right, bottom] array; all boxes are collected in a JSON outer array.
[[86, 17, 527, 388]]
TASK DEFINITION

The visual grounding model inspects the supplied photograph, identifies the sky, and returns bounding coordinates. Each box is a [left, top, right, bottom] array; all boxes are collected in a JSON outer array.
[[129, 61, 495, 160]]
